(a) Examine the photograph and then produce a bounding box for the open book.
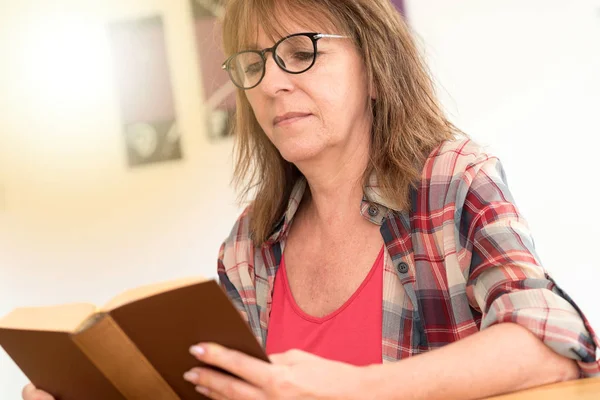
[0,277,267,400]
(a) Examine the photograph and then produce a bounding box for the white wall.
[407,0,600,331]
[0,0,599,397]
[0,0,242,396]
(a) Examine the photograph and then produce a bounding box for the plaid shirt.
[218,138,600,377]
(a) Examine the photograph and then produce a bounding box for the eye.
[291,51,314,62]
[245,62,263,76]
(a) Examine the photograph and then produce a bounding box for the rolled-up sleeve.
[463,156,600,377]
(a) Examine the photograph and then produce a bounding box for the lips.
[273,112,312,126]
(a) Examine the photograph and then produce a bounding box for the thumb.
[269,349,319,365]
[22,384,54,400]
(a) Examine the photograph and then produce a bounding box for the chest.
[282,224,384,318]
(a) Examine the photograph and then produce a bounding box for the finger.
[190,343,273,388]
[184,367,265,400]
[22,384,35,399]
[196,385,229,400]
[22,384,54,400]
[201,389,228,400]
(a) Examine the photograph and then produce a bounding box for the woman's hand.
[22,384,54,400]
[184,343,371,400]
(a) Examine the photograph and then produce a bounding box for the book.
[0,276,268,400]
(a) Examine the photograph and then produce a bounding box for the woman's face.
[244,20,373,165]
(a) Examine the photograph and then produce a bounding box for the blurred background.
[0,0,599,397]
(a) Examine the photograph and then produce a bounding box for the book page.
[0,303,96,333]
[101,276,208,312]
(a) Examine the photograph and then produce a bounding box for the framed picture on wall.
[190,0,236,141]
[392,0,406,16]
[108,15,183,168]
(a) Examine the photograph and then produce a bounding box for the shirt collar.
[266,172,402,243]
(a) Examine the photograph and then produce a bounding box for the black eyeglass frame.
[221,32,348,90]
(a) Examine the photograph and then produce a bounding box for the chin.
[267,125,330,164]
[276,143,325,164]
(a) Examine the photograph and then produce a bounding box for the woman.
[24,0,599,399]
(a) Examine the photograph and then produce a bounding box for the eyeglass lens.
[228,35,316,89]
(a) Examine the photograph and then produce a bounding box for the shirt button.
[397,262,409,274]
[367,204,379,217]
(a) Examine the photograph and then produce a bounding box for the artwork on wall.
[108,15,183,167]
[392,0,406,16]
[190,0,236,140]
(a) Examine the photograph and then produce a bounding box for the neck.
[295,135,371,229]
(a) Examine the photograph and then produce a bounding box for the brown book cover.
[0,277,268,399]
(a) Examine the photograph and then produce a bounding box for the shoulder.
[422,138,505,186]
[218,205,256,273]
[415,138,511,214]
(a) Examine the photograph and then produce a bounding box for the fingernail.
[183,371,199,382]
[190,345,205,357]
[196,386,210,395]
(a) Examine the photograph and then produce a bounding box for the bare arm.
[364,322,579,400]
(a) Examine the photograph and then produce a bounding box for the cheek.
[245,93,272,132]
[314,65,366,106]
[321,56,370,109]
[245,92,261,117]
[315,81,364,121]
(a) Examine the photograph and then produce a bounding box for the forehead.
[238,6,342,50]
[253,25,317,48]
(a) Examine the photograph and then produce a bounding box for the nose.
[257,52,295,96]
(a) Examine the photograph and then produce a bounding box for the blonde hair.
[222,0,460,245]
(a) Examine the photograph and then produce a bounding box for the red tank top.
[265,246,384,366]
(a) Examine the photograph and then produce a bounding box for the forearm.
[362,322,579,400]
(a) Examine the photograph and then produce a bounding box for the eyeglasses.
[221,32,348,90]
